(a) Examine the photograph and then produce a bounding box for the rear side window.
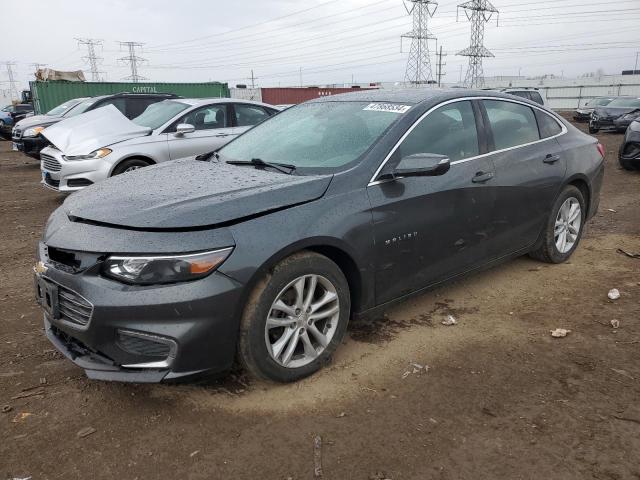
[398,100,479,162]
[535,110,563,139]
[234,104,271,127]
[483,100,540,150]
[529,91,544,105]
[509,91,530,100]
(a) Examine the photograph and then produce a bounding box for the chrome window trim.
[368,96,568,187]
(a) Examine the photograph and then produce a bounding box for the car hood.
[594,106,639,118]
[63,159,333,230]
[41,105,151,156]
[15,114,59,129]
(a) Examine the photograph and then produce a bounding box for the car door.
[230,103,275,137]
[480,99,566,258]
[366,100,497,304]
[167,104,234,160]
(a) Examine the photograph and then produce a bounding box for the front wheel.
[588,123,599,134]
[111,158,151,176]
[237,251,350,382]
[529,185,586,264]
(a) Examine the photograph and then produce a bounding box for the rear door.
[167,104,234,160]
[367,100,497,303]
[480,99,566,258]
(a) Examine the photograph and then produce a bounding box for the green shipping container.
[30,81,230,114]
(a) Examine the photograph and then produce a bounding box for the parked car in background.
[618,119,640,170]
[12,93,179,159]
[491,88,546,106]
[39,98,279,192]
[0,104,34,137]
[573,97,615,122]
[34,89,604,383]
[589,96,640,133]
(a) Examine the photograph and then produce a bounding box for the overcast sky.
[1,0,639,94]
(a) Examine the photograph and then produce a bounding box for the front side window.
[98,98,126,115]
[483,100,540,150]
[234,104,270,127]
[178,105,228,131]
[397,101,479,162]
[220,101,403,172]
[47,99,82,116]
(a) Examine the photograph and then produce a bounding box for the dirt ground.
[1,119,639,480]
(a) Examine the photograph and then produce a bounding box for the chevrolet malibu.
[35,89,604,383]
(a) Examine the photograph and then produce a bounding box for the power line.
[118,42,147,82]
[456,0,499,88]
[76,38,104,81]
[3,62,19,101]
[402,0,438,85]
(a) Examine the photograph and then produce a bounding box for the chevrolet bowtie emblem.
[34,261,48,274]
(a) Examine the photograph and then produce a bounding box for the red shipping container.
[261,87,376,105]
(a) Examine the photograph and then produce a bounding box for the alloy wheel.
[124,165,141,172]
[554,197,582,254]
[265,274,340,368]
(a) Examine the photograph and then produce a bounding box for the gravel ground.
[1,119,639,480]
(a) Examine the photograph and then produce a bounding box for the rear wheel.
[530,185,586,264]
[111,158,151,176]
[237,251,350,382]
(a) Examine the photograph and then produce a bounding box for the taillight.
[596,143,605,159]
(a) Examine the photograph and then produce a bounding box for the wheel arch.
[109,155,156,177]
[238,237,367,320]
[564,174,591,217]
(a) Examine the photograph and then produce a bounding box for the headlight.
[23,126,45,137]
[102,248,233,285]
[65,148,112,161]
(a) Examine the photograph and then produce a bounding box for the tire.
[237,251,350,382]
[111,158,151,176]
[529,185,586,264]
[588,124,599,134]
[619,158,637,171]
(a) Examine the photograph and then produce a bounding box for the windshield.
[65,98,99,117]
[592,98,613,107]
[47,99,79,116]
[132,100,191,129]
[220,101,406,172]
[607,97,640,108]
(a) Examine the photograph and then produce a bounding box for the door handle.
[544,154,561,164]
[472,171,494,183]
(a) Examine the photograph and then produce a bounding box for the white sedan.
[39,98,279,192]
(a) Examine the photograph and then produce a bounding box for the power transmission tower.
[436,46,447,87]
[118,41,147,82]
[76,38,104,81]
[401,0,438,86]
[4,62,19,101]
[456,0,498,88]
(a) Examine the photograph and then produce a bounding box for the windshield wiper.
[226,158,296,175]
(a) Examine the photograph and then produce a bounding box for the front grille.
[57,286,93,326]
[117,331,173,357]
[41,153,61,172]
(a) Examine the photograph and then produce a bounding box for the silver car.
[39,98,280,192]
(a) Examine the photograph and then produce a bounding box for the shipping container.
[30,81,230,114]
[260,87,375,105]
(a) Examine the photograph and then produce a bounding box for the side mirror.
[392,153,451,178]
[175,123,195,136]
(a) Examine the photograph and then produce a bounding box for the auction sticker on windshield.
[363,103,412,114]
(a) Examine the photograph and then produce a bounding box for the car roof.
[176,98,278,108]
[306,88,540,107]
